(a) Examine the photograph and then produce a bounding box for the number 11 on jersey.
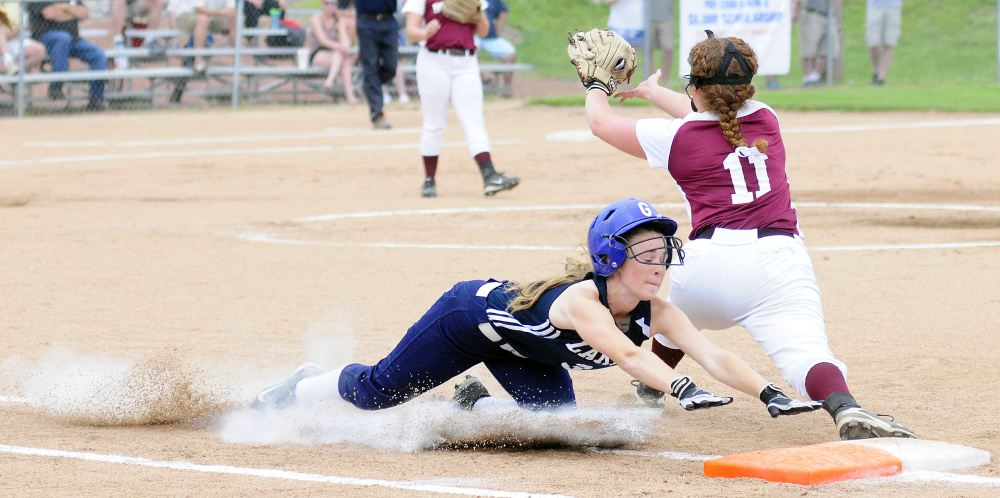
[723,151,771,205]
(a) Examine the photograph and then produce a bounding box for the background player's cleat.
[630,379,666,408]
[372,114,392,130]
[452,375,490,410]
[835,407,917,440]
[251,362,323,410]
[483,172,520,196]
[421,178,437,197]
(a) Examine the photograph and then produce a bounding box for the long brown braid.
[689,36,768,154]
[0,9,11,30]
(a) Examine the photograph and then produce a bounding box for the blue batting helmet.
[587,199,682,276]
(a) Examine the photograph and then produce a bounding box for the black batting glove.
[669,376,733,411]
[759,383,824,418]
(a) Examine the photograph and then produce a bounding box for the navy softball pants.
[338,280,576,410]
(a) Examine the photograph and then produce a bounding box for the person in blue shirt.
[252,198,822,421]
[476,0,516,93]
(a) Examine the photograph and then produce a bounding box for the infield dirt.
[2,97,999,497]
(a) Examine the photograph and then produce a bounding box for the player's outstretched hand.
[669,376,733,411]
[759,383,824,418]
[617,69,662,104]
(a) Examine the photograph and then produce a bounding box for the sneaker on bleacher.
[3,53,16,75]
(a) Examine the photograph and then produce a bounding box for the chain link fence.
[0,0,360,117]
[3,0,999,117]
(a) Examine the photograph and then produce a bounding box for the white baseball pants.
[660,228,847,397]
[415,48,491,157]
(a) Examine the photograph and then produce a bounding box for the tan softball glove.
[567,28,637,95]
[441,0,483,25]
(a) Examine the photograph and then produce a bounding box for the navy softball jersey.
[338,275,653,410]
[485,275,651,371]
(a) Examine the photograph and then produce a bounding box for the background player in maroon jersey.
[402,0,519,198]
[582,30,916,441]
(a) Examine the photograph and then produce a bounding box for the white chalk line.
[1,140,526,167]
[547,118,1000,142]
[293,203,620,222]
[20,127,424,147]
[0,444,570,497]
[9,116,999,167]
[240,231,1000,253]
[293,201,1000,223]
[887,470,1000,486]
[238,232,571,251]
[17,118,1000,149]
[259,201,1000,253]
[1,392,996,490]
[783,117,1000,134]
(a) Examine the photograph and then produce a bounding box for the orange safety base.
[704,442,903,485]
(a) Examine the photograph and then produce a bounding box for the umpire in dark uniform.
[353,0,398,129]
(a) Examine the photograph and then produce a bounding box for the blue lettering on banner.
[722,11,782,24]
[719,0,769,6]
[689,13,720,24]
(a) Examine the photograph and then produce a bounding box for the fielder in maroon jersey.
[583,30,916,441]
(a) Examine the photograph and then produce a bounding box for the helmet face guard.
[588,199,685,277]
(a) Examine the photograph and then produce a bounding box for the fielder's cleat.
[421,177,437,198]
[835,407,918,440]
[251,362,323,410]
[483,172,520,196]
[630,379,666,408]
[452,375,490,410]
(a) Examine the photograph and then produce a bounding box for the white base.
[845,438,991,472]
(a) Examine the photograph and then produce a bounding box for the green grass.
[529,84,1000,113]
[505,0,1000,111]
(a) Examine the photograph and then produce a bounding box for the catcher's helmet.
[587,199,683,276]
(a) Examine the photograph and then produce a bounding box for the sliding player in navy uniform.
[253,198,821,419]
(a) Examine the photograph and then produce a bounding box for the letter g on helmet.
[587,198,680,276]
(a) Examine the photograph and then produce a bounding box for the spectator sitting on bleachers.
[476,0,516,93]
[308,0,358,103]
[168,0,236,74]
[1,2,47,75]
[109,0,167,69]
[244,0,285,28]
[26,0,107,111]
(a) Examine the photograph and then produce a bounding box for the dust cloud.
[0,314,657,451]
[220,398,657,452]
[0,345,237,426]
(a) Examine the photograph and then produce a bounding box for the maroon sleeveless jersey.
[422,0,476,51]
[636,101,799,239]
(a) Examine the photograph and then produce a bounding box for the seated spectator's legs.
[313,49,341,86]
[177,12,217,69]
[479,36,516,89]
[138,0,166,33]
[244,0,282,28]
[69,38,107,103]
[39,30,73,94]
[221,9,237,45]
[19,39,47,71]
[193,14,212,68]
[111,0,127,38]
[0,26,16,73]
